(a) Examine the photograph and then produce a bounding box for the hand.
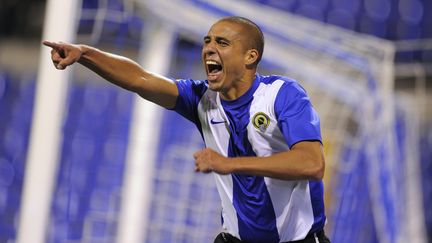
[42,41,83,70]
[193,148,231,175]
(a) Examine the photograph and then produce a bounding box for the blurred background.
[0,0,431,242]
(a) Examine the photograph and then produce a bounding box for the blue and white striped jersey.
[173,74,326,242]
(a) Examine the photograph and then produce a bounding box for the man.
[44,16,330,243]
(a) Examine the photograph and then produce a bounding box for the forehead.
[206,21,244,39]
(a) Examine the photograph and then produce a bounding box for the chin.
[207,83,221,91]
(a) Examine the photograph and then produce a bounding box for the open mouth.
[206,60,223,80]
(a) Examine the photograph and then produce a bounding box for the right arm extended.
[43,41,179,109]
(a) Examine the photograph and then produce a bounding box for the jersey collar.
[220,74,261,109]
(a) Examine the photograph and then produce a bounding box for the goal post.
[17,1,81,243]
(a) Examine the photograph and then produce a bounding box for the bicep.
[291,141,324,161]
[291,141,325,179]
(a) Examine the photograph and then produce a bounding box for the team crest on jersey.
[252,112,270,131]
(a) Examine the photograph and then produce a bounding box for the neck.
[220,71,256,101]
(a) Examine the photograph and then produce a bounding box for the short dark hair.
[218,16,265,65]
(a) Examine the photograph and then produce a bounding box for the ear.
[244,49,259,66]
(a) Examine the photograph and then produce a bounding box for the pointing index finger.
[42,41,62,51]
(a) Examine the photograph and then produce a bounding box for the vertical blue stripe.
[231,173,279,243]
[308,181,326,234]
[222,77,279,242]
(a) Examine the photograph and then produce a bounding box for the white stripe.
[198,90,240,239]
[247,80,315,241]
[314,233,319,243]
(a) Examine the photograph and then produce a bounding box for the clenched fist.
[193,148,232,175]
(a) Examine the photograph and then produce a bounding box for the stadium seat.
[82,0,98,9]
[364,0,392,22]
[82,85,112,116]
[0,158,15,187]
[88,217,109,238]
[47,80,131,242]
[102,138,128,166]
[0,186,7,214]
[359,14,388,38]
[2,125,26,159]
[89,188,112,212]
[326,8,356,30]
[399,0,424,25]
[331,0,361,14]
[295,4,326,21]
[262,0,298,11]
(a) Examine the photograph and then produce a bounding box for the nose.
[202,42,217,56]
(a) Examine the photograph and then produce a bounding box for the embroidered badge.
[252,112,270,131]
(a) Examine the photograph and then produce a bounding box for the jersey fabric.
[172,74,326,243]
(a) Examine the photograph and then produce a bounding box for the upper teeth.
[206,60,218,65]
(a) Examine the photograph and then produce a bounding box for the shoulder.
[175,78,209,98]
[175,78,208,89]
[262,75,312,117]
[258,74,307,98]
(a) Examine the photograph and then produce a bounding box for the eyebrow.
[203,35,231,43]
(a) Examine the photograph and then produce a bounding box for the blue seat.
[0,158,15,187]
[78,0,99,34]
[1,125,27,159]
[363,0,391,22]
[81,84,112,116]
[327,8,356,30]
[301,0,328,10]
[88,218,109,238]
[82,0,99,9]
[127,14,144,40]
[264,0,298,11]
[295,4,326,21]
[101,138,128,166]
[107,0,124,11]
[331,0,360,14]
[89,188,112,212]
[95,165,124,188]
[106,89,133,123]
[359,14,388,38]
[65,135,96,163]
[0,186,7,214]
[398,0,424,25]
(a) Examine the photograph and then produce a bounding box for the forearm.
[230,142,325,180]
[78,45,148,92]
[77,45,178,108]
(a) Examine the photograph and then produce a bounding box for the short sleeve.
[172,79,208,124]
[274,81,322,148]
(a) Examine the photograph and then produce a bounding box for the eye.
[203,37,211,44]
[217,40,229,46]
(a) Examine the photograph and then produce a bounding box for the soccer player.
[43,16,330,243]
